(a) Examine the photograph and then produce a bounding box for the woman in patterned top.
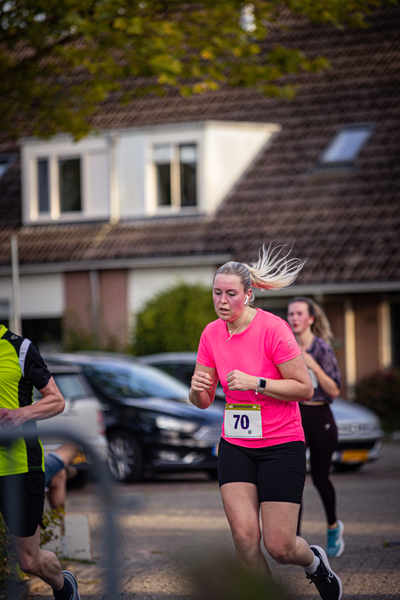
[287,297,344,558]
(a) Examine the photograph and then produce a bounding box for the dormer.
[20,120,280,225]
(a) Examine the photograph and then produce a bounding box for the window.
[37,157,82,214]
[37,159,49,213]
[59,158,81,212]
[21,134,110,224]
[321,125,374,164]
[21,317,62,350]
[153,143,197,210]
[180,145,197,207]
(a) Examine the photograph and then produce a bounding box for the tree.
[0,0,389,140]
[354,368,400,432]
[131,282,216,355]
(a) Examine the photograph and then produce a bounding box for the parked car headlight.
[155,416,198,433]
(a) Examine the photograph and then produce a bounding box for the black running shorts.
[0,471,45,537]
[218,438,306,504]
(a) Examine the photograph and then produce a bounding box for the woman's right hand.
[191,370,213,393]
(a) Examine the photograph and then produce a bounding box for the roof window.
[320,125,374,164]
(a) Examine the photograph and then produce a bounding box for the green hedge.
[130,282,216,356]
[354,368,400,432]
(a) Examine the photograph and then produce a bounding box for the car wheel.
[107,431,143,483]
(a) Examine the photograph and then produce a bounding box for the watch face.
[259,378,267,389]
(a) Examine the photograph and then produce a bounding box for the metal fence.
[0,426,135,598]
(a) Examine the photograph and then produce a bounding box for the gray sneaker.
[306,545,343,600]
[61,570,81,600]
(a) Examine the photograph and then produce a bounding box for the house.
[0,5,399,399]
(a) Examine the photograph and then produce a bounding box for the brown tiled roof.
[0,6,399,286]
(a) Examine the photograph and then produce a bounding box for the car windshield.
[154,363,194,388]
[33,373,91,401]
[52,373,92,401]
[82,361,190,400]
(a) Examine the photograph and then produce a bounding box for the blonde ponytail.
[245,243,306,291]
[214,243,306,303]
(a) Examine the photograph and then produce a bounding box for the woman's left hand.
[226,370,256,391]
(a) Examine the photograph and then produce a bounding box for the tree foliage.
[131,281,216,356]
[0,0,389,139]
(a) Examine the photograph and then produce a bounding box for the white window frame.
[21,135,110,224]
[34,154,83,220]
[153,143,198,211]
[145,128,203,216]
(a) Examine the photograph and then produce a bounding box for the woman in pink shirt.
[189,244,343,600]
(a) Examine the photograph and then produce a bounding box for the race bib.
[224,404,262,438]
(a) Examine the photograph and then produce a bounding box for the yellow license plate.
[340,449,369,463]
[72,452,87,465]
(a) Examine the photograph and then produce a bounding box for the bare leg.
[261,501,314,567]
[47,468,68,509]
[46,442,79,509]
[53,442,80,466]
[220,481,272,576]
[11,525,64,591]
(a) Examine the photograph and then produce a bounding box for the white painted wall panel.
[204,122,281,213]
[128,266,215,318]
[118,134,146,216]
[0,273,64,318]
[87,151,110,217]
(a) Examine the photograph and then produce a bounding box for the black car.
[138,351,384,471]
[46,352,223,483]
[138,352,226,402]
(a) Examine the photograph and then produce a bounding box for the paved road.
[26,441,400,599]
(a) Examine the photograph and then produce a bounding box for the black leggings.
[298,403,338,533]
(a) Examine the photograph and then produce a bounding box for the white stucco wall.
[117,134,146,217]
[0,273,64,319]
[128,265,215,319]
[203,121,280,212]
[116,120,280,217]
[21,120,280,224]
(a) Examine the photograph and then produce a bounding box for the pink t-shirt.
[197,309,305,448]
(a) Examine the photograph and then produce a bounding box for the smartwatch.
[255,377,267,395]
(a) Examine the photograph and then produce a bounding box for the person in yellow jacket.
[0,323,81,600]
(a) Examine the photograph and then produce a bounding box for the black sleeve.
[24,343,52,391]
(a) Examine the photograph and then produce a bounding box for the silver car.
[35,361,109,484]
[139,351,384,471]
